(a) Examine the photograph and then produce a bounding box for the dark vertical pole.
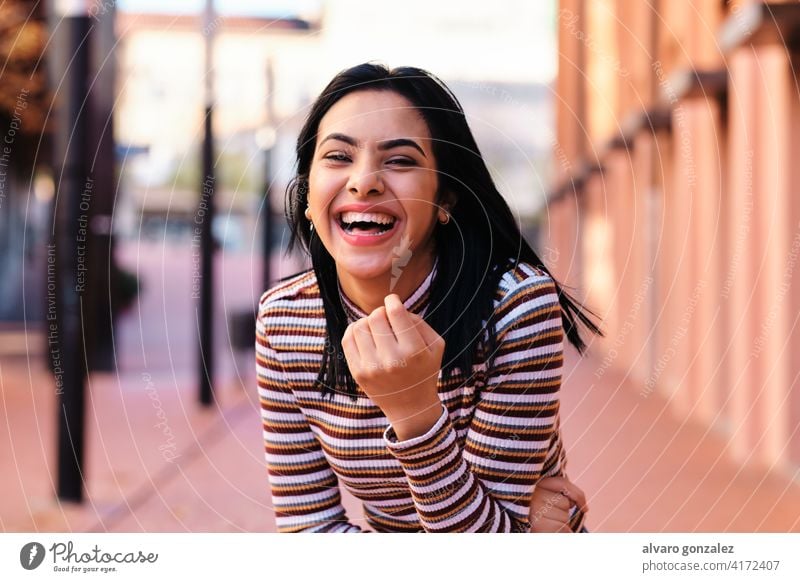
[262,58,275,292]
[51,2,92,502]
[198,0,216,406]
[86,0,117,372]
[262,148,272,292]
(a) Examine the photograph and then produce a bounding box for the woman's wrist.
[387,398,444,441]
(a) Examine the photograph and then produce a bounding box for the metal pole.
[198,0,216,406]
[262,58,275,292]
[86,0,117,372]
[51,0,92,502]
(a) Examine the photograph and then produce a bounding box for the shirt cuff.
[383,404,449,452]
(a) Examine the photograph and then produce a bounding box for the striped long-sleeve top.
[256,261,585,533]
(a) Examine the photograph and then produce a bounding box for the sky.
[117,0,323,17]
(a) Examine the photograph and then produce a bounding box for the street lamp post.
[198,0,217,406]
[50,0,92,502]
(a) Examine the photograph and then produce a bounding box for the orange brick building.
[545,0,800,475]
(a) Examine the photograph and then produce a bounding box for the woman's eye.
[324,152,350,162]
[386,158,415,167]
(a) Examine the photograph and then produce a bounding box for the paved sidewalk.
[1,241,798,532]
[560,355,800,532]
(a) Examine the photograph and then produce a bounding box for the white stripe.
[264,450,327,465]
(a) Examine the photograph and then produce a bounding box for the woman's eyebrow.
[377,138,426,158]
[318,132,357,148]
[318,133,426,158]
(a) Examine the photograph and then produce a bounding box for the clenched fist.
[529,476,588,533]
[341,294,445,440]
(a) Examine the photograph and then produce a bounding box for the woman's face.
[307,89,442,290]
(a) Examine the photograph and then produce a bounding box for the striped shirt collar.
[338,261,437,322]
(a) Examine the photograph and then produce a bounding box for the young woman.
[256,63,601,533]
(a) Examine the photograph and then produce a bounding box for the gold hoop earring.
[438,211,450,225]
[304,207,314,232]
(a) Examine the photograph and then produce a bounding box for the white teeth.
[339,211,395,225]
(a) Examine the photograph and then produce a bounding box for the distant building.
[113,1,560,236]
[114,12,323,235]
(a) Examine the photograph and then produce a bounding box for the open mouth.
[337,211,397,236]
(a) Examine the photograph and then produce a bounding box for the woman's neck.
[337,254,435,315]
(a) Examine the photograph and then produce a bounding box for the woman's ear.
[437,191,457,225]
[439,190,457,213]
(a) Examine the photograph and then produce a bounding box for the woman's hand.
[341,294,445,441]
[529,476,588,533]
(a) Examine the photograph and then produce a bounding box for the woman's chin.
[331,251,392,281]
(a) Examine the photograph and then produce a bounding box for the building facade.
[545,0,800,475]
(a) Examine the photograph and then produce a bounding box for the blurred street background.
[1,0,799,532]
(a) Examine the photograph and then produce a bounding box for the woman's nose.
[346,159,384,197]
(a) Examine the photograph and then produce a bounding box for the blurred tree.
[0,1,51,322]
[0,0,50,172]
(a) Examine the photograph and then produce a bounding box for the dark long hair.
[285,63,602,399]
